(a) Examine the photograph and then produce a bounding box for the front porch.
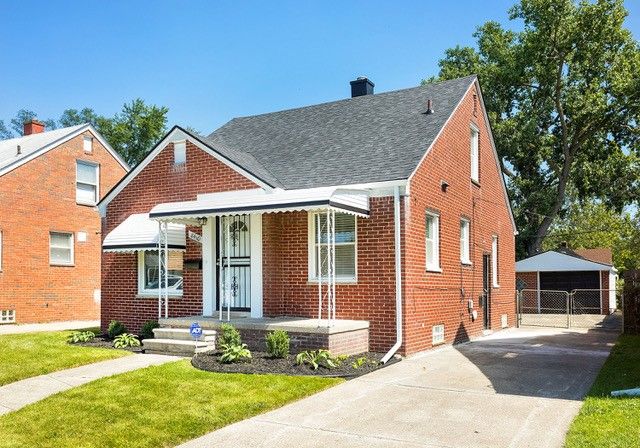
[160,315,370,355]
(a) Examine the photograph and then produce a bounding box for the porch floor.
[160,315,369,335]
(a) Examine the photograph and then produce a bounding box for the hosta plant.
[67,331,95,343]
[219,343,252,364]
[295,350,337,371]
[113,333,141,349]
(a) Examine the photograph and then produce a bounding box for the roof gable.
[516,250,614,272]
[0,124,128,176]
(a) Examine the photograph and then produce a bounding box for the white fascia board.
[86,124,129,171]
[516,251,614,272]
[97,126,275,216]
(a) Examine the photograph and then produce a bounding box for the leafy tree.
[543,201,640,272]
[424,0,640,257]
[98,99,168,166]
[0,121,11,139]
[58,108,103,128]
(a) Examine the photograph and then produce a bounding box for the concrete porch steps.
[142,328,217,356]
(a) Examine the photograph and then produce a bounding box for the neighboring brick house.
[516,245,618,314]
[99,75,516,356]
[0,120,128,324]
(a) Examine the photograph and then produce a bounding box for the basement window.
[0,310,15,324]
[432,324,445,345]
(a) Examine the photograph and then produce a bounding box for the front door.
[217,215,251,311]
[482,254,491,329]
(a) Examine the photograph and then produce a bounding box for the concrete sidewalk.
[178,327,617,448]
[0,320,100,335]
[0,353,180,415]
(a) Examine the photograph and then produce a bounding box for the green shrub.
[265,330,290,358]
[140,320,159,340]
[113,333,140,349]
[219,343,251,364]
[351,356,367,369]
[67,331,95,343]
[295,349,337,370]
[218,323,241,347]
[107,320,127,339]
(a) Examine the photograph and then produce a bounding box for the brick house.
[99,75,516,357]
[0,120,128,324]
[516,245,618,314]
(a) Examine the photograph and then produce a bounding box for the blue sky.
[1,1,638,135]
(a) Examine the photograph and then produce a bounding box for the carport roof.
[516,249,616,273]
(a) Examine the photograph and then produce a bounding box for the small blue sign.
[189,322,202,340]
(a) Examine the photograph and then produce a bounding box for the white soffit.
[103,213,186,253]
[148,186,370,222]
[516,250,614,272]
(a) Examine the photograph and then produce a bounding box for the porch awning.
[102,213,186,253]
[148,187,370,222]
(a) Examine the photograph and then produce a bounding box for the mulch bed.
[191,351,399,379]
[69,335,144,353]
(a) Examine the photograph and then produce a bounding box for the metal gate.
[517,288,622,331]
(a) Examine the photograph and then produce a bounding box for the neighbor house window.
[83,136,93,153]
[138,250,184,295]
[308,212,357,282]
[0,310,15,323]
[470,125,479,183]
[76,160,99,205]
[492,235,499,287]
[460,219,471,264]
[174,141,186,165]
[50,232,74,265]
[425,211,440,271]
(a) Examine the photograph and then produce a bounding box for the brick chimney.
[23,119,45,136]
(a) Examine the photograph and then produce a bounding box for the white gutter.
[381,185,403,363]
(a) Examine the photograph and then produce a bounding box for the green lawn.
[0,330,130,386]
[0,360,340,448]
[565,334,640,447]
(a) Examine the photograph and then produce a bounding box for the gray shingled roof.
[205,75,476,189]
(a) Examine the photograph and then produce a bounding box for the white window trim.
[432,324,445,345]
[470,124,480,184]
[0,309,15,324]
[76,160,100,206]
[307,212,358,283]
[425,211,441,272]
[83,136,93,153]
[173,140,187,166]
[0,230,3,272]
[492,235,499,288]
[137,251,183,297]
[460,219,471,265]
[50,231,74,266]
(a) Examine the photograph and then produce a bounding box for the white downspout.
[381,186,403,364]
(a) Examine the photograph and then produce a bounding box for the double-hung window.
[460,219,471,264]
[76,161,99,205]
[50,232,74,265]
[470,125,479,183]
[492,235,499,287]
[425,211,440,271]
[138,250,184,295]
[309,212,357,282]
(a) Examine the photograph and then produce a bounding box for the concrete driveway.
[180,327,617,448]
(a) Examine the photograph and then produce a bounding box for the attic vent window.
[83,136,93,153]
[174,141,186,166]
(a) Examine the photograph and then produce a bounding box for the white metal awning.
[102,213,186,253]
[148,187,370,222]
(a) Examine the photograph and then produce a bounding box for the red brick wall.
[261,197,399,352]
[0,131,127,323]
[101,141,258,333]
[403,83,516,354]
[516,272,538,290]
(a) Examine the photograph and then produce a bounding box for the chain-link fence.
[517,289,622,331]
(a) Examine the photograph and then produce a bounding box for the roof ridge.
[0,123,86,144]
[210,75,477,127]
